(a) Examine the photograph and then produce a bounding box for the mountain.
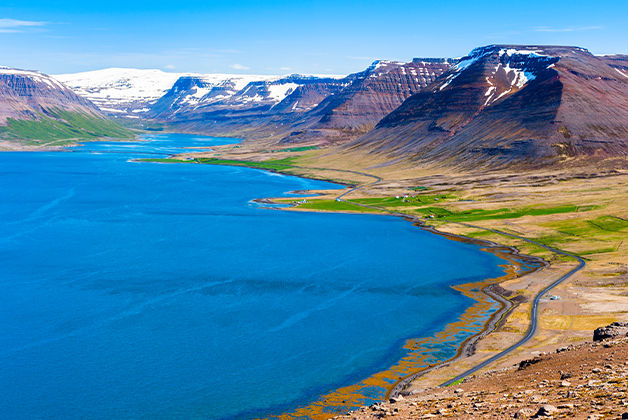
[0,67,133,148]
[54,68,200,117]
[55,68,321,118]
[306,59,454,133]
[346,45,628,168]
[148,73,338,119]
[147,59,453,143]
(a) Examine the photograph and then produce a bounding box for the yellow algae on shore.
[265,242,541,420]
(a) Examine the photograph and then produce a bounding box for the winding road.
[328,171,586,389]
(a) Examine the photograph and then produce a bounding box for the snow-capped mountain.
[150,74,345,119]
[53,68,200,116]
[55,68,344,118]
[309,58,454,132]
[349,45,628,168]
[146,58,454,144]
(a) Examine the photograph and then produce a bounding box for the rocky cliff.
[346,45,628,168]
[309,59,454,133]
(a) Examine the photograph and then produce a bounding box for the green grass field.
[196,157,298,171]
[413,204,585,222]
[0,108,134,145]
[294,199,381,212]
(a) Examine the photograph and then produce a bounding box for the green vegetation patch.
[295,199,382,213]
[445,379,464,387]
[533,215,628,255]
[414,204,583,222]
[275,146,319,153]
[0,108,134,145]
[195,157,298,171]
[587,216,628,232]
[348,194,454,209]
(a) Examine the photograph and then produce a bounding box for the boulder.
[535,404,558,417]
[514,407,535,418]
[593,322,628,341]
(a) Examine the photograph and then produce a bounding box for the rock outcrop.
[333,333,628,420]
[593,322,628,341]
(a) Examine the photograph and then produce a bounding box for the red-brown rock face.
[0,67,101,125]
[311,59,453,132]
[149,60,453,142]
[348,45,628,168]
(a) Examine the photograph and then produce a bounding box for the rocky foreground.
[334,325,628,419]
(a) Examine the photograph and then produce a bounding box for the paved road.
[329,174,587,389]
[439,225,585,387]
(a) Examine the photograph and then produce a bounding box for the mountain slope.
[308,59,454,133]
[54,68,199,116]
[146,59,453,144]
[0,67,133,148]
[346,45,628,168]
[149,74,336,119]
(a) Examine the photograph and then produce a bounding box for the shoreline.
[387,221,548,398]
[147,152,561,419]
[256,196,549,420]
[29,140,569,418]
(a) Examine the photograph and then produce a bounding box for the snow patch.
[267,83,300,102]
[438,47,494,91]
[0,67,69,90]
[615,68,628,78]
[499,48,548,57]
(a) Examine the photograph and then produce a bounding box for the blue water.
[0,134,505,420]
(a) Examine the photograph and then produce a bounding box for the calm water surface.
[0,134,505,420]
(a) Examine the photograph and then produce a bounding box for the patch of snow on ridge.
[615,68,628,78]
[0,67,68,90]
[54,68,281,109]
[503,63,535,89]
[438,47,493,91]
[499,48,548,57]
[366,60,405,78]
[55,68,194,105]
[267,83,300,102]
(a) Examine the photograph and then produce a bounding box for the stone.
[535,404,558,417]
[514,407,535,418]
[593,322,628,341]
[454,388,464,394]
[560,380,571,387]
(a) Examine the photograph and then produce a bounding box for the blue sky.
[1,0,626,75]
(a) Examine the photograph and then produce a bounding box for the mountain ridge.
[345,45,628,169]
[0,66,134,148]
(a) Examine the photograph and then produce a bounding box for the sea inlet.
[0,134,507,420]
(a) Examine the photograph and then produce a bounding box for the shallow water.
[0,134,505,420]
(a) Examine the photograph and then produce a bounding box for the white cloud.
[164,64,176,69]
[280,67,291,70]
[533,26,602,33]
[229,63,250,70]
[0,18,46,33]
